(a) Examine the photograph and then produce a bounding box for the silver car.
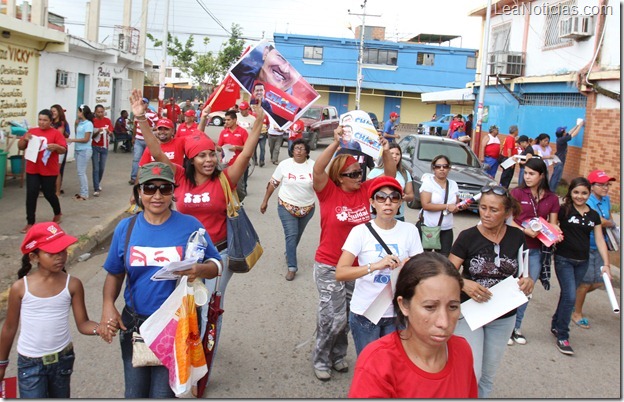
[398,134,496,211]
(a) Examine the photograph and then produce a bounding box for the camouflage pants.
[312,261,354,371]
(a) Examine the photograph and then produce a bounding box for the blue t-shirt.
[383,120,396,142]
[104,211,221,316]
[587,193,611,250]
[75,120,94,151]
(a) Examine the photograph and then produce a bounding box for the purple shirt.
[511,187,561,249]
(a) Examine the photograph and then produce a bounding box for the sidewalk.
[0,149,136,318]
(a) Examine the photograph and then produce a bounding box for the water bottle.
[185,228,207,262]
[456,192,482,210]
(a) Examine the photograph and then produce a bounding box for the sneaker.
[128,179,135,185]
[556,339,574,355]
[507,337,514,346]
[99,186,103,191]
[314,368,331,381]
[511,329,527,345]
[333,360,348,372]
[93,191,100,197]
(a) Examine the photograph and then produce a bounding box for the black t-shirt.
[521,145,535,157]
[451,225,527,319]
[556,206,601,260]
[555,134,572,164]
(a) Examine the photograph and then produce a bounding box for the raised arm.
[198,103,211,132]
[226,104,264,184]
[313,126,342,192]
[568,120,584,139]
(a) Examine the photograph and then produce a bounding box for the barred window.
[543,0,576,48]
[522,93,586,107]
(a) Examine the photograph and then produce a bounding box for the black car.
[368,112,381,132]
[398,134,496,211]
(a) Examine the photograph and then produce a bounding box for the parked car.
[416,113,455,136]
[368,112,381,132]
[290,105,339,150]
[208,111,226,126]
[398,134,496,210]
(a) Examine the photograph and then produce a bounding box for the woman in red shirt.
[17,109,67,233]
[481,125,501,178]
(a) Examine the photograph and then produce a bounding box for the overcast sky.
[48,0,485,64]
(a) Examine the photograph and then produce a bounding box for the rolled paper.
[602,272,620,313]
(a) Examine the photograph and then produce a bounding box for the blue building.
[273,30,477,124]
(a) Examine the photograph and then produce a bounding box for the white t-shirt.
[342,220,423,318]
[419,173,459,230]
[237,113,256,131]
[367,168,412,219]
[272,158,316,207]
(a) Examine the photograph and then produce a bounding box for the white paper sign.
[461,276,528,331]
[24,135,46,162]
[221,144,236,164]
[150,258,198,281]
[362,266,402,325]
[500,156,517,170]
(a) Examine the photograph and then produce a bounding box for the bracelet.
[367,263,372,275]
[93,323,100,335]
[0,359,9,367]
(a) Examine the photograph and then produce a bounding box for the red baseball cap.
[588,170,616,184]
[184,131,216,159]
[156,119,174,129]
[239,101,250,110]
[390,112,399,118]
[21,222,78,254]
[184,110,196,117]
[368,176,403,199]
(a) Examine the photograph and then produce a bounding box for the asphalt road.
[1,133,620,398]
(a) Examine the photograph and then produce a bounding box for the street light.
[349,1,379,110]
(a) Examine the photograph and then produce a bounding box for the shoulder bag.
[365,222,393,255]
[419,180,449,251]
[219,172,264,273]
[123,215,163,367]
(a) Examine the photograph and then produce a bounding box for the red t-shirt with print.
[314,179,375,265]
[174,166,234,244]
[218,126,248,166]
[25,127,67,176]
[176,122,198,138]
[92,117,114,147]
[139,137,186,167]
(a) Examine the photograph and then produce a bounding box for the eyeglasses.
[140,183,175,196]
[293,146,306,152]
[340,170,363,179]
[481,185,509,197]
[373,190,402,204]
[494,243,501,268]
[433,164,450,170]
[593,182,612,188]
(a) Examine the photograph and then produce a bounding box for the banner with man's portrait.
[339,110,383,163]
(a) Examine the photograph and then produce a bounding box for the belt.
[214,240,227,252]
[21,343,74,365]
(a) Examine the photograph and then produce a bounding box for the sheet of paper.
[150,258,197,281]
[221,144,235,164]
[362,267,402,325]
[461,276,528,331]
[24,135,43,162]
[500,156,517,170]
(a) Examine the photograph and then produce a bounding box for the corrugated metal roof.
[305,77,457,94]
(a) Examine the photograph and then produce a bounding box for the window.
[466,56,477,69]
[304,46,323,60]
[543,0,576,48]
[175,72,182,78]
[363,48,398,66]
[417,141,479,167]
[490,23,511,53]
[417,52,435,66]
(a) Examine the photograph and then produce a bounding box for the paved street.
[0,126,620,398]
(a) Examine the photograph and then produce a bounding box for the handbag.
[418,180,449,251]
[124,215,163,367]
[219,173,264,273]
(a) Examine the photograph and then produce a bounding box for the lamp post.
[473,0,493,158]
[349,1,379,110]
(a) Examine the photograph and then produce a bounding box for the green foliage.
[216,24,245,72]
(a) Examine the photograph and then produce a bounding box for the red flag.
[203,75,240,112]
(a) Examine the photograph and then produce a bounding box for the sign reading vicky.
[229,40,320,129]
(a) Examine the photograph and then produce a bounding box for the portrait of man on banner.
[229,40,320,129]
[339,110,383,163]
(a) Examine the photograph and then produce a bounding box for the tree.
[216,24,245,73]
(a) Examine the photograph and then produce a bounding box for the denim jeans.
[484,156,500,178]
[199,247,233,387]
[18,348,75,398]
[514,248,542,330]
[349,312,396,356]
[549,162,563,192]
[254,136,267,164]
[91,146,108,191]
[75,148,92,198]
[130,139,146,180]
[455,314,515,398]
[120,307,174,398]
[277,204,315,272]
[552,255,589,341]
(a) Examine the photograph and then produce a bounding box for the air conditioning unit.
[488,51,524,77]
[559,15,593,39]
[117,33,129,52]
[56,70,69,88]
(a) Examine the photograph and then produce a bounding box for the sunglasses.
[433,164,450,170]
[340,170,363,179]
[373,190,402,204]
[481,185,508,197]
[140,183,175,196]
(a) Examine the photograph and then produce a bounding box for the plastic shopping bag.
[139,276,208,397]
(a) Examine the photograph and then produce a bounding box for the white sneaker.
[507,337,514,346]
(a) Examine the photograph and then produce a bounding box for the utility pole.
[158,0,171,117]
[473,0,493,159]
[349,1,380,110]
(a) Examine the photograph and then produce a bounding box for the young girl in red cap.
[0,222,102,398]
